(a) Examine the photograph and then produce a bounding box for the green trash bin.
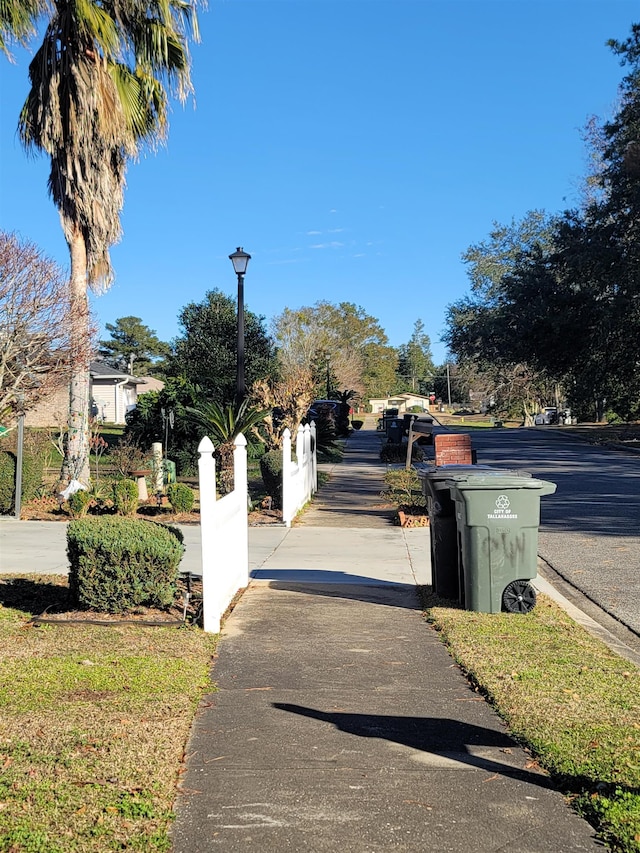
[446,473,556,614]
[418,466,528,601]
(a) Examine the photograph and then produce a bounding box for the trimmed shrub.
[113,478,139,516]
[67,517,184,613]
[0,451,16,514]
[0,440,47,514]
[68,488,92,518]
[259,449,284,509]
[167,482,194,513]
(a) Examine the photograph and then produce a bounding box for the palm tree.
[3,0,199,483]
[0,0,45,57]
[186,400,269,495]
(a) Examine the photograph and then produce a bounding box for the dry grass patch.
[422,590,640,852]
[0,574,217,852]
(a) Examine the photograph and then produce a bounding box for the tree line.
[96,296,438,473]
[445,26,640,424]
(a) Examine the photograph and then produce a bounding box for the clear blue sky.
[0,0,637,364]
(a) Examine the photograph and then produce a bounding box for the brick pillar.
[434,433,474,466]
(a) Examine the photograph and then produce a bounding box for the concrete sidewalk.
[171,424,600,852]
[172,581,599,852]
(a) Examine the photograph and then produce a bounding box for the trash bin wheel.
[502,580,537,614]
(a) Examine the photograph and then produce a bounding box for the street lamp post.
[229,247,251,403]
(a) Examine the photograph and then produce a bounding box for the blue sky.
[0,0,637,365]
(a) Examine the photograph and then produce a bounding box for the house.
[24,362,164,427]
[90,361,147,424]
[368,392,432,414]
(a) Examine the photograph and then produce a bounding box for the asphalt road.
[450,426,640,638]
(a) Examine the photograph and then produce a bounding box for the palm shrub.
[330,389,357,436]
[67,517,184,612]
[311,416,340,460]
[186,399,268,495]
[167,482,194,513]
[113,478,138,516]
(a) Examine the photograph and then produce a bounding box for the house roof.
[90,361,144,384]
[370,392,431,401]
[137,376,165,393]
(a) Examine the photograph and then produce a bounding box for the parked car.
[306,400,340,422]
[534,407,558,425]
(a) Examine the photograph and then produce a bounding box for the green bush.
[259,449,284,509]
[172,447,198,477]
[379,442,424,463]
[0,434,47,514]
[0,451,16,514]
[113,478,139,516]
[67,488,91,518]
[381,467,427,509]
[67,517,185,613]
[167,482,195,513]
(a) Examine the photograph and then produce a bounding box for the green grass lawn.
[422,590,640,853]
[0,575,217,852]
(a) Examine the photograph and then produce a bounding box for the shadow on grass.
[0,575,71,617]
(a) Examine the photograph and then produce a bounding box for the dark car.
[307,400,340,421]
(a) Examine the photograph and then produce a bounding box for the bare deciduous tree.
[0,231,74,421]
[252,370,316,450]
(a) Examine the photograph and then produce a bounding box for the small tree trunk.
[522,398,534,427]
[216,442,235,496]
[61,229,91,485]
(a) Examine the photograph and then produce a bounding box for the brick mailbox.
[434,433,475,466]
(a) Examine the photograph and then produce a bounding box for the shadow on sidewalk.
[250,577,424,609]
[273,703,555,788]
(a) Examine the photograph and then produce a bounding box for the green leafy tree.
[6,0,200,484]
[169,290,276,405]
[396,319,435,393]
[444,28,640,423]
[99,316,170,376]
[444,211,564,422]
[124,377,201,475]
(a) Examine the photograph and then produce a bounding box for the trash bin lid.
[445,473,556,494]
[417,465,527,483]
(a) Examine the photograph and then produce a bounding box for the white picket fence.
[197,434,249,633]
[282,422,317,527]
[196,423,317,631]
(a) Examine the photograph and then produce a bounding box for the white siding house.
[89,362,155,424]
[368,393,432,414]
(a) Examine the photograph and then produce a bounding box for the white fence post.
[310,420,318,493]
[303,423,312,499]
[233,433,249,589]
[282,428,293,527]
[198,433,249,634]
[198,436,218,633]
[281,422,317,526]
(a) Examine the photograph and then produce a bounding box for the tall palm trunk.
[62,227,91,484]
